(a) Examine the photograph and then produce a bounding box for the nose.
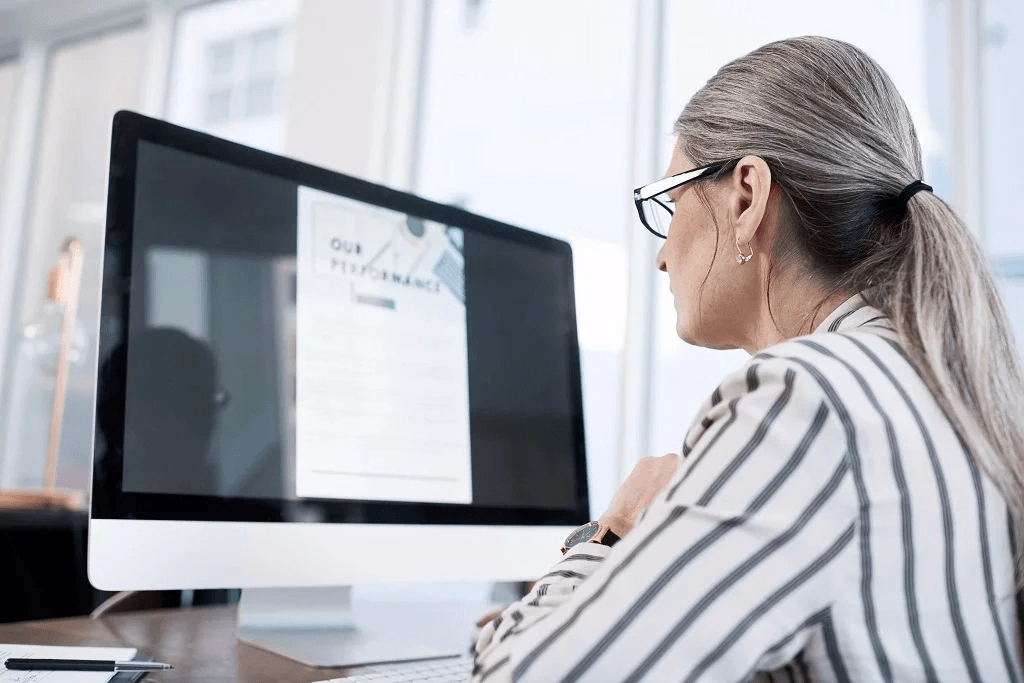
[655,242,668,272]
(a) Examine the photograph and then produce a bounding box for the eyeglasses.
[633,161,732,238]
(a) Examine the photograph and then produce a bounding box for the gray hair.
[675,36,1024,580]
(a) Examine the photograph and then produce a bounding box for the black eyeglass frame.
[633,160,734,238]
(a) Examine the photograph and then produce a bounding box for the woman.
[471,36,1024,682]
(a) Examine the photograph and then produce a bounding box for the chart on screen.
[294,186,472,504]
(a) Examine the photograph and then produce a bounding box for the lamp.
[0,238,88,510]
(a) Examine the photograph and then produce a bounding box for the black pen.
[4,658,173,672]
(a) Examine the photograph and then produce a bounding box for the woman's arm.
[472,355,857,682]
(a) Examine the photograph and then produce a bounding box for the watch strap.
[595,528,620,548]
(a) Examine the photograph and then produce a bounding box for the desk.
[0,605,463,682]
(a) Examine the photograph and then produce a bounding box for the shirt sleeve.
[471,355,858,682]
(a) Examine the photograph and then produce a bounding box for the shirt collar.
[814,293,888,334]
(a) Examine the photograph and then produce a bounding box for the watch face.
[563,521,600,549]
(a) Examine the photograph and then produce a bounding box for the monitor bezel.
[91,110,590,527]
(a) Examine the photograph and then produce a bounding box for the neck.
[741,278,852,354]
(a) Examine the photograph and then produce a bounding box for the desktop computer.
[88,111,590,669]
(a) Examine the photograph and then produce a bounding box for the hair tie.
[897,180,932,208]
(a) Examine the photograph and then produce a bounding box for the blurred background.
[0,0,1019,615]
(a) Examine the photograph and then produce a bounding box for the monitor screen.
[92,112,588,527]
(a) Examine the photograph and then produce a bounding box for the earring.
[735,241,753,264]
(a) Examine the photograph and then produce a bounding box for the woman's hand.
[599,453,681,539]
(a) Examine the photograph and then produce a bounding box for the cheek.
[665,214,718,302]
[663,209,725,339]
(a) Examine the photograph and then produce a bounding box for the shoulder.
[719,331,882,406]
[757,327,910,400]
[681,329,905,456]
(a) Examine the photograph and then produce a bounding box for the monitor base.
[238,625,460,669]
[236,586,479,669]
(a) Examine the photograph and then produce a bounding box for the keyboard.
[317,655,473,682]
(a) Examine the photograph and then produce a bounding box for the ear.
[725,155,773,248]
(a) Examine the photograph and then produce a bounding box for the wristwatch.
[561,521,620,554]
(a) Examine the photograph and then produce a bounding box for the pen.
[4,658,173,672]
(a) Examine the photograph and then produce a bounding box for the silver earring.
[735,242,753,264]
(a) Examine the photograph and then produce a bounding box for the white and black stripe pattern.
[471,295,1024,682]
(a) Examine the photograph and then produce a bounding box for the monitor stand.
[236,586,478,668]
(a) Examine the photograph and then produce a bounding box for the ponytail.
[872,193,1024,573]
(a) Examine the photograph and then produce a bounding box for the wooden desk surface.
[0,605,363,682]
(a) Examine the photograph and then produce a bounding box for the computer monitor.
[88,111,589,666]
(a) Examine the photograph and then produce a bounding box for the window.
[1,28,147,490]
[981,0,1023,259]
[648,0,952,456]
[415,0,635,516]
[981,0,1024,351]
[0,60,16,186]
[167,0,297,153]
[0,0,997,529]
[203,28,284,125]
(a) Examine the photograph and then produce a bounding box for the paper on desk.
[0,644,137,683]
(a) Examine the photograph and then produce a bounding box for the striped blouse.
[472,295,1024,682]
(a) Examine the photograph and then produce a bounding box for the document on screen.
[294,186,472,504]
